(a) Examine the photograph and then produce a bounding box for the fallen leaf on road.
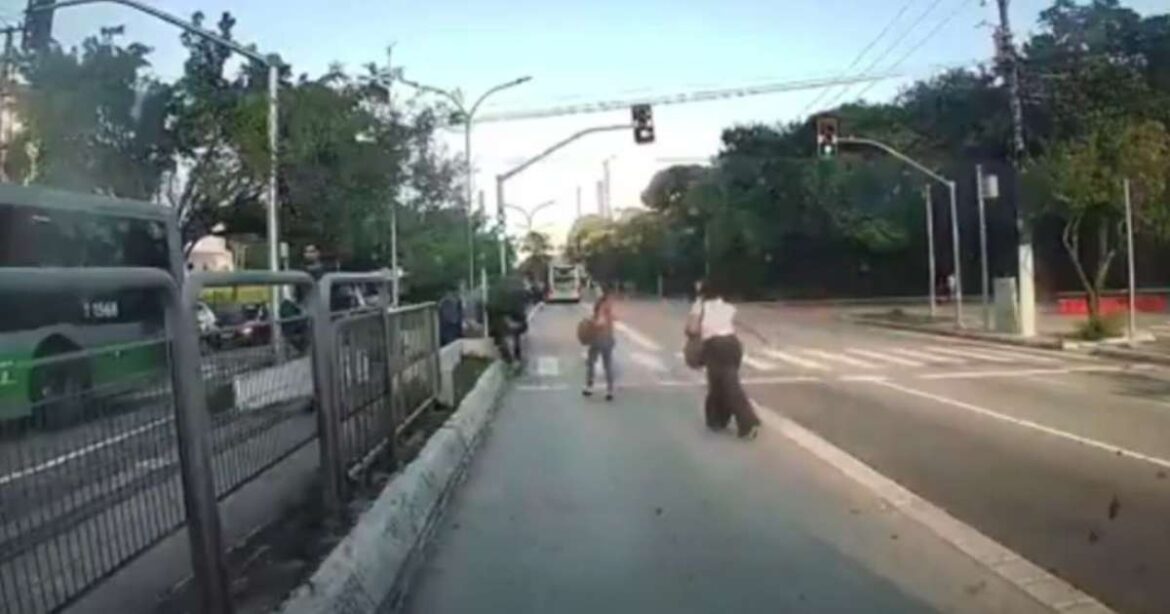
[965,581,987,596]
[655,507,663,516]
[1157,470,1166,479]
[1088,529,1100,544]
[1108,495,1121,520]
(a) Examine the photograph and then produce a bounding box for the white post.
[1124,178,1136,343]
[976,164,990,330]
[496,176,507,275]
[390,200,399,307]
[267,62,283,354]
[465,119,475,290]
[925,185,937,318]
[603,158,612,218]
[948,180,963,328]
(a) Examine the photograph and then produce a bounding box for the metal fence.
[0,269,442,613]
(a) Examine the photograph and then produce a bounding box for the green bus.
[0,184,183,424]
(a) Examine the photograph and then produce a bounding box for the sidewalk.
[399,306,1055,614]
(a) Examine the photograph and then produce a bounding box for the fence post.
[174,280,232,613]
[430,305,442,400]
[378,280,398,468]
[311,278,344,513]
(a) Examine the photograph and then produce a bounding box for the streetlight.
[396,74,533,288]
[504,199,557,234]
[31,0,284,280]
[355,133,400,306]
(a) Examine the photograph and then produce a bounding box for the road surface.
[403,301,1115,614]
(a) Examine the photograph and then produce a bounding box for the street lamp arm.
[500,123,630,182]
[469,75,533,117]
[503,205,533,229]
[838,136,950,187]
[33,0,272,64]
[396,75,463,110]
[529,200,557,224]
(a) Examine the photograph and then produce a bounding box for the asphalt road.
[403,302,1076,614]
[592,298,1170,614]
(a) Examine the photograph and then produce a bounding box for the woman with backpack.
[582,286,617,401]
[687,277,760,440]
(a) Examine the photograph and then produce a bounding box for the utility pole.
[596,180,604,216]
[575,185,582,220]
[0,24,16,181]
[1124,179,1136,343]
[924,185,937,318]
[995,0,1035,337]
[602,156,614,218]
[976,164,990,330]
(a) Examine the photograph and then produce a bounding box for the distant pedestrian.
[583,286,616,401]
[438,289,463,347]
[689,276,759,440]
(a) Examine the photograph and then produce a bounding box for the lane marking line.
[0,416,172,486]
[740,376,822,385]
[801,348,880,369]
[535,356,560,377]
[630,351,669,373]
[761,348,829,370]
[846,348,923,367]
[752,400,1115,614]
[614,321,663,352]
[918,365,1125,381]
[515,383,569,392]
[888,348,965,364]
[741,353,779,372]
[954,346,1063,365]
[872,379,1170,471]
[838,374,890,383]
[925,345,1016,363]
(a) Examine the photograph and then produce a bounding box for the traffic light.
[815,115,839,159]
[23,0,55,52]
[631,104,655,145]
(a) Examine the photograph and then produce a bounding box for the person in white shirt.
[688,277,760,440]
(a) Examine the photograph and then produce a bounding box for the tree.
[1027,117,1170,317]
[9,28,175,199]
[517,230,552,282]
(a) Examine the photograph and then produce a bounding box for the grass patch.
[1073,314,1124,341]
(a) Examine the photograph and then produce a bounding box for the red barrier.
[1057,294,1167,315]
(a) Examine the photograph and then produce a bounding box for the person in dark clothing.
[688,277,760,440]
[438,290,464,347]
[487,275,529,365]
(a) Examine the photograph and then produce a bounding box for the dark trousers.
[586,335,615,391]
[703,335,760,435]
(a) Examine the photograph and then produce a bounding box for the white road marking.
[630,351,669,373]
[838,374,890,383]
[535,356,560,377]
[516,383,569,392]
[925,345,1016,363]
[955,346,1063,364]
[740,376,822,385]
[761,348,829,370]
[888,348,965,364]
[741,353,779,372]
[614,321,663,352]
[752,400,1115,614]
[917,365,1125,380]
[873,379,1170,471]
[801,349,880,369]
[0,417,172,487]
[846,348,923,367]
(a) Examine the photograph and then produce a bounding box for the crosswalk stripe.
[888,348,965,364]
[958,346,1062,364]
[614,322,662,352]
[742,353,779,372]
[761,348,829,370]
[846,348,924,367]
[801,349,880,369]
[630,351,669,373]
[926,345,1016,363]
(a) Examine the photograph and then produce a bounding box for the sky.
[5,0,1166,244]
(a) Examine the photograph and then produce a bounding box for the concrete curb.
[1090,346,1170,367]
[850,316,1065,350]
[278,361,508,614]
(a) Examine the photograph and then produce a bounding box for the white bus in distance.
[546,263,583,303]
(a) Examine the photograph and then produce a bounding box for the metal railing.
[0,268,443,613]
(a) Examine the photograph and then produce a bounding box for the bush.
[1074,315,1124,341]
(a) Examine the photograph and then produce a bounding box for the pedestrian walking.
[688,277,760,440]
[583,286,616,401]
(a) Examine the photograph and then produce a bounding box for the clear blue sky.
[12,0,1166,240]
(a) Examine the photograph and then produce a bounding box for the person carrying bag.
[687,277,760,440]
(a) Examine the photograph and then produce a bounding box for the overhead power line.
[853,0,977,100]
[799,0,919,117]
[474,69,909,124]
[823,0,948,109]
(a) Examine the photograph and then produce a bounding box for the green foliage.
[1074,314,1124,340]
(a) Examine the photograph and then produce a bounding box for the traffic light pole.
[496,123,631,275]
[838,136,963,328]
